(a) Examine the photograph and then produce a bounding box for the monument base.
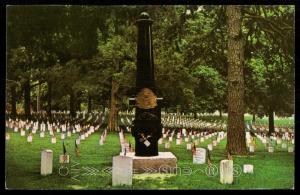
[119,152,177,174]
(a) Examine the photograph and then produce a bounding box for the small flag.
[227,151,233,160]
[75,140,80,157]
[63,141,67,155]
[192,143,196,155]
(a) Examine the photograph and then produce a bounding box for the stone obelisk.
[130,12,162,156]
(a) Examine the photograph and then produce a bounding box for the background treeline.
[6,5,294,126]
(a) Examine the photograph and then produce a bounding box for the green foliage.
[6,5,294,117]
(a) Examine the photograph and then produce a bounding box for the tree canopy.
[6,5,294,123]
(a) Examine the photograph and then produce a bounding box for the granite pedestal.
[119,152,177,174]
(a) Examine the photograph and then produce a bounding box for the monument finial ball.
[139,12,150,19]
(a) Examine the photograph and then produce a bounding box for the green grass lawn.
[244,115,294,128]
[196,115,294,128]
[5,128,294,190]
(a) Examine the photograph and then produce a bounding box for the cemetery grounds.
[5,116,294,190]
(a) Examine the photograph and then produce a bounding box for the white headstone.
[51,137,56,144]
[288,146,294,153]
[81,134,85,140]
[21,131,25,136]
[112,156,132,186]
[6,133,10,140]
[99,137,104,145]
[281,143,287,149]
[249,145,255,153]
[67,131,71,137]
[213,140,217,147]
[40,132,45,138]
[207,144,213,151]
[243,164,254,174]
[277,139,282,144]
[186,143,192,150]
[285,132,289,137]
[163,134,167,139]
[119,132,124,143]
[246,138,251,146]
[61,134,65,140]
[41,150,53,176]
[165,142,170,149]
[220,160,233,184]
[193,148,206,164]
[200,137,204,142]
[26,133,32,142]
[158,138,163,144]
[76,138,80,145]
[185,137,189,142]
[169,137,173,142]
[268,147,274,153]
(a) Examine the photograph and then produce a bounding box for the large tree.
[226,5,247,155]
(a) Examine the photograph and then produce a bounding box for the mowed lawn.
[5,128,294,190]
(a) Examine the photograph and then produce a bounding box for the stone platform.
[119,152,177,174]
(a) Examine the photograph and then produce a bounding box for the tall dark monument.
[130,12,162,157]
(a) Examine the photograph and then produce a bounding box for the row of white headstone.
[6,122,99,145]
[161,116,226,130]
[159,131,226,151]
[111,146,255,186]
[254,133,294,153]
[7,117,103,134]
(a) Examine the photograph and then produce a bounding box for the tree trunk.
[77,99,81,112]
[252,113,256,123]
[176,106,180,115]
[70,90,76,118]
[24,79,31,119]
[47,81,52,118]
[108,79,119,131]
[193,112,197,119]
[11,84,17,119]
[37,83,40,113]
[226,6,247,155]
[268,109,274,136]
[219,109,222,118]
[88,95,92,113]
